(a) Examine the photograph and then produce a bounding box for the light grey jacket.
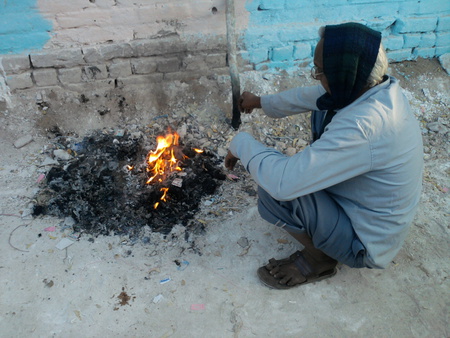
[229,77,423,268]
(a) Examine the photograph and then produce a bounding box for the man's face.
[313,38,331,94]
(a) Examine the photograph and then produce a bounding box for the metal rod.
[226,0,241,130]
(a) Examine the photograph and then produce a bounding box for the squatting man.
[224,23,423,289]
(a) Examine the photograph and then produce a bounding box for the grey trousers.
[256,110,366,268]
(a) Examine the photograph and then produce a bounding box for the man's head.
[314,23,388,110]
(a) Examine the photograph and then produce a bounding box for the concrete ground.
[0,58,449,337]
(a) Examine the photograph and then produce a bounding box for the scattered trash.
[152,294,164,304]
[40,157,59,166]
[55,238,75,250]
[203,199,214,206]
[160,277,171,285]
[227,174,239,181]
[190,304,205,311]
[176,260,190,271]
[36,174,46,183]
[277,238,289,244]
[172,178,183,187]
[44,226,56,232]
[14,134,33,149]
[115,129,125,137]
[53,149,73,160]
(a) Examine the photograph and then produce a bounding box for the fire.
[146,132,183,184]
[145,131,191,209]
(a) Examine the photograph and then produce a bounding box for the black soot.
[33,129,226,237]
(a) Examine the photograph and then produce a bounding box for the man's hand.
[225,150,239,170]
[239,92,261,114]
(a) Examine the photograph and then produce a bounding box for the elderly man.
[225,22,423,289]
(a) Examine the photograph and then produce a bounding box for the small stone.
[237,237,249,248]
[438,53,450,75]
[427,122,448,134]
[41,157,59,166]
[285,147,297,156]
[14,134,33,148]
[217,147,228,157]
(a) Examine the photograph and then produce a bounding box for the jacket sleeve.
[229,117,372,201]
[261,85,326,118]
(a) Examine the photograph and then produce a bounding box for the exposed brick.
[403,34,422,48]
[31,48,85,68]
[58,68,82,85]
[108,60,132,78]
[437,15,450,31]
[436,46,450,56]
[33,69,58,87]
[439,53,450,75]
[157,57,181,73]
[131,57,158,74]
[183,55,208,72]
[394,17,438,34]
[83,43,134,63]
[278,24,321,42]
[293,42,312,60]
[131,37,187,57]
[82,65,108,81]
[436,32,450,47]
[383,35,404,51]
[420,33,436,48]
[0,55,31,74]
[271,46,293,62]
[413,47,436,59]
[416,0,450,16]
[6,72,33,90]
[241,49,269,64]
[387,49,413,62]
[205,53,226,69]
[365,18,397,32]
[185,34,226,52]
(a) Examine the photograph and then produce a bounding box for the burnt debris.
[33,129,226,237]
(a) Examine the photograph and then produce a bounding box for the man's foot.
[257,250,337,289]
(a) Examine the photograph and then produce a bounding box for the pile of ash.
[33,128,226,237]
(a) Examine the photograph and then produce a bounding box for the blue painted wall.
[0,0,52,54]
[242,0,450,70]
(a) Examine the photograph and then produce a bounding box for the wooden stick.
[226,0,241,130]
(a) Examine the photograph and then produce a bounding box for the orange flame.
[146,131,203,209]
[146,132,181,184]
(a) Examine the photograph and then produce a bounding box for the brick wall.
[243,0,450,70]
[0,0,449,95]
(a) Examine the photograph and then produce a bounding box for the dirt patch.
[0,58,448,337]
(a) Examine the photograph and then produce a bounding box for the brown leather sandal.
[257,251,337,290]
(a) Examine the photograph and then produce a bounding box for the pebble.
[427,122,448,134]
[285,147,297,156]
[41,156,59,166]
[237,237,249,248]
[14,134,33,148]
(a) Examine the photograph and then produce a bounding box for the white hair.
[318,26,388,87]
